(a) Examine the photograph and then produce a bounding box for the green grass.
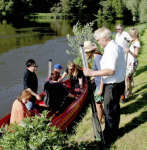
[69,27,147,150]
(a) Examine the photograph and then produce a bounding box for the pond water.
[0,20,75,117]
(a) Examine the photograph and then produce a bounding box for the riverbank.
[25,13,74,23]
[69,26,147,150]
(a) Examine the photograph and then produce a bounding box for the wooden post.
[48,59,52,77]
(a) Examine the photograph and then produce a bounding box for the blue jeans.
[25,101,33,110]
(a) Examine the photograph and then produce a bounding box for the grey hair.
[116,23,123,29]
[94,27,112,40]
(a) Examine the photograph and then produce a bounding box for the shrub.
[0,111,68,150]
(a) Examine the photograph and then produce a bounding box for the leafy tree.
[61,0,71,14]
[0,0,14,18]
[66,22,100,65]
[123,0,140,22]
[139,0,147,23]
[50,1,62,13]
[96,0,115,27]
[112,0,124,18]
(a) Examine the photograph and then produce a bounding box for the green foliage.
[97,0,124,27]
[0,0,14,17]
[0,110,99,150]
[112,0,124,18]
[66,22,96,65]
[123,0,140,22]
[61,0,71,14]
[0,111,67,150]
[139,0,147,23]
[50,2,62,13]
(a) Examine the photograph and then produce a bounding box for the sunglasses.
[31,65,38,68]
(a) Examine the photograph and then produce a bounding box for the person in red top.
[49,64,63,82]
[10,89,32,124]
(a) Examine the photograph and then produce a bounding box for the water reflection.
[0,20,73,55]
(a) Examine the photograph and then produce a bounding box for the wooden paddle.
[80,45,105,148]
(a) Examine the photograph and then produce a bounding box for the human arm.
[83,68,115,77]
[26,88,41,100]
[58,71,67,82]
[67,93,75,99]
[78,78,83,88]
[97,79,104,96]
[125,46,139,58]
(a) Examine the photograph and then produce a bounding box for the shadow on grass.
[119,110,147,138]
[121,86,147,115]
[68,141,104,150]
[119,90,147,138]
[135,65,147,77]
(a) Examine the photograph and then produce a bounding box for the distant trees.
[0,0,13,18]
[0,0,146,24]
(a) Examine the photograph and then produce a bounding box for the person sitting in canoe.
[43,80,75,113]
[59,62,85,91]
[49,64,63,82]
[47,64,63,81]
[10,89,32,125]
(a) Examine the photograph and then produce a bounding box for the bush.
[0,111,68,150]
[66,22,103,66]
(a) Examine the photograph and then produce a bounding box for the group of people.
[10,59,85,124]
[83,24,140,145]
[115,24,140,101]
[9,23,140,146]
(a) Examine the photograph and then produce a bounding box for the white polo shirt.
[115,31,132,49]
[100,40,126,84]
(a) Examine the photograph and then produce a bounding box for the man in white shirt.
[115,24,132,102]
[83,27,126,146]
[115,24,132,51]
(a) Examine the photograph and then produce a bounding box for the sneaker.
[120,95,126,103]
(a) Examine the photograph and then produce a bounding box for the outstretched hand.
[83,68,93,76]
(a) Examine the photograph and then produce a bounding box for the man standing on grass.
[83,27,126,145]
[115,24,132,102]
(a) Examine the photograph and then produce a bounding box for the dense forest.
[0,0,147,24]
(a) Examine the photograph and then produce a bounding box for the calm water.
[0,20,74,117]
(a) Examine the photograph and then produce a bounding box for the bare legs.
[125,74,133,99]
[96,103,104,123]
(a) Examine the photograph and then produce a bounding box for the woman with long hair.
[10,89,32,124]
[60,62,85,89]
[125,28,141,98]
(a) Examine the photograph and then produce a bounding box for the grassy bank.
[69,27,147,150]
[25,13,73,23]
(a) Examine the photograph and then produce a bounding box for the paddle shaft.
[48,59,52,77]
[80,45,105,147]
